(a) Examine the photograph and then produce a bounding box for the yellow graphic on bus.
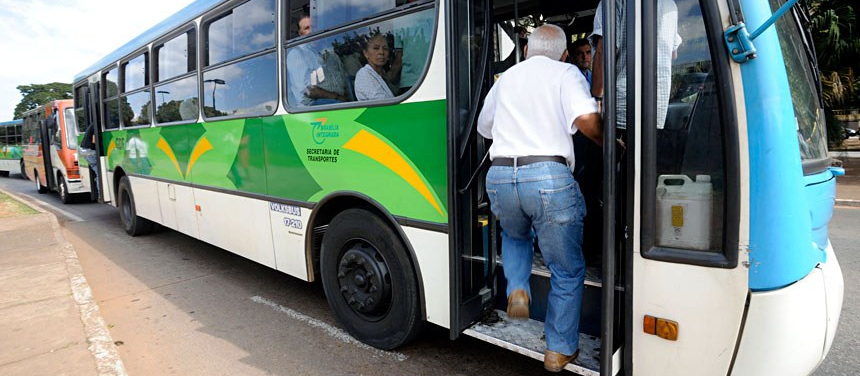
[157,138,183,178]
[343,129,444,216]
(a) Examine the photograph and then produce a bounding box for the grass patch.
[0,191,38,218]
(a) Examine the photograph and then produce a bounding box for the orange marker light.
[643,315,657,335]
[656,318,679,341]
[195,205,201,212]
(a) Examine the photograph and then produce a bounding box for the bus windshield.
[770,0,828,166]
[63,107,78,149]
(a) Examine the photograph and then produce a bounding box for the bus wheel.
[320,209,423,350]
[58,174,73,204]
[20,160,25,179]
[34,170,47,194]
[117,176,155,236]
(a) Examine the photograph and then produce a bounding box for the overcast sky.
[0,0,197,119]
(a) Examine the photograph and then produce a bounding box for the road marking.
[250,295,408,362]
[31,199,85,222]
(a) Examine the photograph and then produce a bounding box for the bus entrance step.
[463,310,600,375]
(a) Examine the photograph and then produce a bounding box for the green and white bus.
[0,119,23,177]
[73,0,843,374]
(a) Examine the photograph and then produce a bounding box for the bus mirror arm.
[724,0,800,63]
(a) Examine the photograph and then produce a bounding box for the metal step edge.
[462,328,600,376]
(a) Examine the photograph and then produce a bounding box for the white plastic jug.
[655,174,713,251]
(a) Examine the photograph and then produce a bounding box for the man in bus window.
[590,0,681,129]
[287,14,350,106]
[478,24,602,373]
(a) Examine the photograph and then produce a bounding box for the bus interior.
[455,0,728,373]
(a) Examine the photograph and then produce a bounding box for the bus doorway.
[450,0,622,374]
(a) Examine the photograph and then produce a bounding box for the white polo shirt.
[478,55,598,169]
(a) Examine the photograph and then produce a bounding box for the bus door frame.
[40,107,57,191]
[87,80,109,204]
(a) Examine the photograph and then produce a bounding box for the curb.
[835,199,860,208]
[0,188,128,376]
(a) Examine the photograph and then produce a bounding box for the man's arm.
[591,36,604,99]
[575,113,603,147]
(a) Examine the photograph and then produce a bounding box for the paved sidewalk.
[0,189,125,376]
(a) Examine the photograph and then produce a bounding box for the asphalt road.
[0,173,856,375]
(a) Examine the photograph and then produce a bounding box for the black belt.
[491,156,567,167]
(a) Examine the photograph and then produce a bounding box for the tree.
[806,0,859,107]
[13,83,73,119]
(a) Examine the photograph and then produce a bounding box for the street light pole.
[156,90,170,106]
[203,79,226,113]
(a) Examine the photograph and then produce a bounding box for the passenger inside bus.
[287,13,351,106]
[355,33,397,101]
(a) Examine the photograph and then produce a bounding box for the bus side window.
[202,0,277,119]
[652,0,727,253]
[154,28,199,124]
[103,68,120,130]
[285,6,434,108]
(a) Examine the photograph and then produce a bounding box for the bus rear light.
[68,167,80,179]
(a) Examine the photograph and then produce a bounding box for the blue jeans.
[486,161,587,356]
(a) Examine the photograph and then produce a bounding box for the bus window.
[155,28,199,124]
[64,107,78,150]
[121,53,152,127]
[651,0,727,253]
[204,0,276,67]
[769,0,828,164]
[285,7,434,108]
[202,0,277,119]
[103,67,120,129]
[74,85,89,133]
[310,0,399,32]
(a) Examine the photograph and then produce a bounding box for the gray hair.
[526,24,567,60]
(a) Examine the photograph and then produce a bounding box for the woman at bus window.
[354,33,396,101]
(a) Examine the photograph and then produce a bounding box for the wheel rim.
[34,172,39,189]
[59,180,66,199]
[336,240,392,321]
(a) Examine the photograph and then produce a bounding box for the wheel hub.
[337,242,391,318]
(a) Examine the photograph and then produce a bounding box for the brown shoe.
[544,349,579,372]
[506,289,529,319]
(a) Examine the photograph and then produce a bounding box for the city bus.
[72,0,843,374]
[21,99,89,203]
[0,119,23,177]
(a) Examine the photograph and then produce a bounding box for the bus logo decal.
[311,118,340,145]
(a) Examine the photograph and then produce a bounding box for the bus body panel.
[271,201,313,282]
[731,259,838,376]
[403,226,449,327]
[127,176,163,223]
[0,159,21,175]
[194,187,278,269]
[632,259,748,375]
[739,0,823,291]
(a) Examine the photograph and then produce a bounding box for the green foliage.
[806,0,859,108]
[13,83,72,119]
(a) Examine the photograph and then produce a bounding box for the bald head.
[525,24,567,61]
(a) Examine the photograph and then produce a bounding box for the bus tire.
[58,174,73,204]
[320,209,423,350]
[117,176,155,236]
[20,160,25,179]
[34,170,47,194]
